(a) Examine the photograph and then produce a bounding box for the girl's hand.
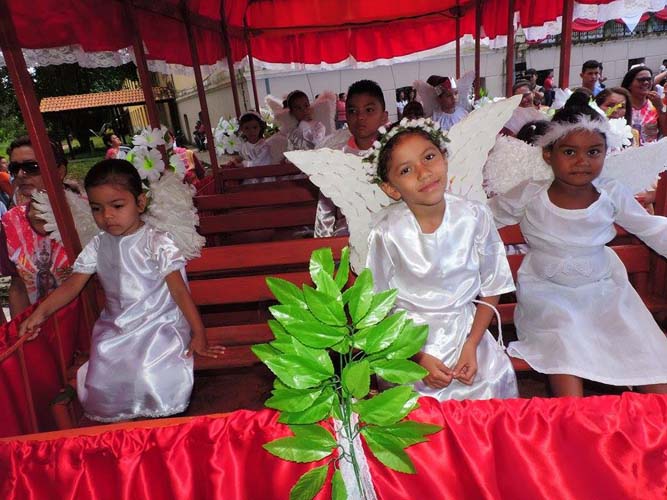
[19,312,47,341]
[452,341,478,385]
[185,336,226,359]
[415,352,453,389]
[648,91,663,110]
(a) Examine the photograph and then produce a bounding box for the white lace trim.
[84,402,189,423]
[334,413,378,500]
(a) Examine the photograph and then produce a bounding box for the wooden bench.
[214,162,305,191]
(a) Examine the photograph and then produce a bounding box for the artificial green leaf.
[334,247,350,290]
[303,285,347,326]
[355,311,407,354]
[342,359,371,399]
[264,433,334,463]
[265,348,334,390]
[315,271,342,302]
[289,465,329,500]
[353,385,419,426]
[370,359,428,384]
[271,304,347,348]
[375,322,429,360]
[361,427,416,474]
[355,289,398,329]
[380,421,442,447]
[346,269,374,323]
[290,424,337,449]
[330,392,343,421]
[265,386,324,412]
[251,343,281,363]
[266,277,308,309]
[279,386,336,424]
[270,304,319,325]
[329,336,351,354]
[310,247,335,281]
[268,320,294,353]
[331,469,347,500]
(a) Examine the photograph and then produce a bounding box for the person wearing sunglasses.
[0,136,71,317]
[622,66,667,145]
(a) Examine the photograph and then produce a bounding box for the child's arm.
[413,352,454,389]
[19,273,92,338]
[452,294,500,385]
[165,270,225,359]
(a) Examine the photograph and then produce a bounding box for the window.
[628,57,646,70]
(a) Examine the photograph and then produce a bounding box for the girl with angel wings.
[413,72,475,131]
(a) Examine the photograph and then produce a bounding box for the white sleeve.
[306,121,327,148]
[241,141,273,167]
[150,231,187,278]
[365,226,394,293]
[473,203,516,296]
[72,234,100,274]
[488,180,535,228]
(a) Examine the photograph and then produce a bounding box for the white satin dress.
[73,225,194,422]
[366,193,519,401]
[489,178,667,386]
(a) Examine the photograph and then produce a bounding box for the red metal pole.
[246,33,260,110]
[0,0,81,262]
[181,1,220,173]
[559,0,575,89]
[474,0,482,99]
[505,0,515,97]
[220,1,242,117]
[455,11,461,79]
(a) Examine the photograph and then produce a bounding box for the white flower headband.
[535,113,632,151]
[362,117,449,184]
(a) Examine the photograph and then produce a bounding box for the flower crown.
[534,111,633,151]
[362,117,450,184]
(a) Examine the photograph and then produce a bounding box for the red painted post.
[181,1,220,174]
[474,0,482,99]
[246,33,260,111]
[505,0,515,97]
[455,12,461,79]
[559,0,575,89]
[220,1,242,117]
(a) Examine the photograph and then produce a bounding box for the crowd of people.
[5,55,667,424]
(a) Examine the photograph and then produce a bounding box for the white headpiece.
[535,113,632,151]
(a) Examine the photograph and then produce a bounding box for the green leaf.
[354,311,407,354]
[334,247,350,290]
[370,359,428,384]
[346,269,374,323]
[380,421,442,448]
[330,392,343,421]
[271,304,347,349]
[342,359,370,399]
[329,336,351,354]
[289,465,329,500]
[361,426,416,474]
[268,320,294,353]
[315,271,342,301]
[353,385,419,426]
[279,386,336,424]
[375,322,429,360]
[310,247,335,281]
[303,285,347,326]
[264,433,334,463]
[252,343,281,363]
[331,469,347,500]
[264,339,333,389]
[355,289,398,329]
[265,386,324,412]
[290,424,336,449]
[266,277,307,309]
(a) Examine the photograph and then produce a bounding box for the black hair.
[8,135,68,168]
[525,68,537,77]
[377,123,445,182]
[581,60,602,73]
[338,93,345,99]
[547,91,607,148]
[238,112,267,138]
[346,79,386,111]
[621,65,652,90]
[512,80,532,93]
[286,90,308,111]
[102,133,114,147]
[401,101,424,120]
[426,75,446,87]
[595,87,633,125]
[516,120,550,145]
[84,159,143,200]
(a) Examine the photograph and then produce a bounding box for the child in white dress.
[489,97,667,396]
[20,159,224,421]
[366,119,518,401]
[286,90,326,151]
[235,111,274,184]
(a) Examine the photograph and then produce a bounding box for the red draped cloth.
[1,394,666,498]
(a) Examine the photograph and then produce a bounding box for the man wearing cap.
[431,77,469,131]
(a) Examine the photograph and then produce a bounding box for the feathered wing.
[447,94,523,202]
[318,128,352,151]
[413,80,438,118]
[141,171,205,260]
[483,136,553,196]
[603,138,667,193]
[265,94,298,133]
[266,132,288,164]
[31,190,99,248]
[311,91,337,136]
[284,149,394,273]
[456,71,476,111]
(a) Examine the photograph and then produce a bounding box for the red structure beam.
[559,0,575,89]
[505,0,515,97]
[474,0,482,99]
[245,33,260,111]
[220,1,242,117]
[455,11,461,79]
[181,1,220,173]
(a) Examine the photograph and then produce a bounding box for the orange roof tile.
[40,87,174,113]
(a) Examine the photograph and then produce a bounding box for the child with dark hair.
[286,90,326,150]
[515,120,550,145]
[236,111,272,167]
[432,77,468,131]
[103,133,122,160]
[401,100,425,120]
[20,159,224,422]
[490,92,667,397]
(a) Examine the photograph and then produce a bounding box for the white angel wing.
[603,138,667,193]
[483,136,552,196]
[447,95,522,202]
[265,94,298,133]
[311,91,337,136]
[284,148,394,273]
[31,190,99,248]
[455,71,475,111]
[502,106,548,135]
[413,80,438,118]
[318,128,352,151]
[266,132,288,164]
[141,171,205,260]
[551,88,573,110]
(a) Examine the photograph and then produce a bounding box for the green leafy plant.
[252,247,441,500]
